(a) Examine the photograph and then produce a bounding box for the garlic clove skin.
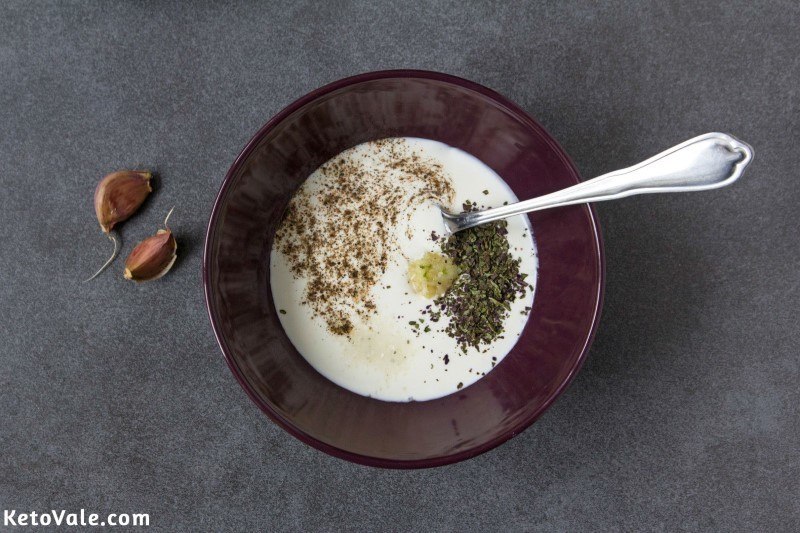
[94,171,153,233]
[123,229,177,282]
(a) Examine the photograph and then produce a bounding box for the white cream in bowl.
[271,138,537,401]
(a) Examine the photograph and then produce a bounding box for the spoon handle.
[444,132,754,233]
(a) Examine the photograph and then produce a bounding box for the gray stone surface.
[1,1,798,531]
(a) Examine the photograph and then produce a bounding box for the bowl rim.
[203,69,605,468]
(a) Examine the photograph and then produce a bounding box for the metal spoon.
[441,132,753,234]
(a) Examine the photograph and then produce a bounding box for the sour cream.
[271,138,537,401]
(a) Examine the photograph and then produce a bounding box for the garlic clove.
[123,229,177,282]
[94,170,152,233]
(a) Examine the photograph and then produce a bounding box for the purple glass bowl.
[203,70,604,468]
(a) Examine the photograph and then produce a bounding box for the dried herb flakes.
[435,211,529,351]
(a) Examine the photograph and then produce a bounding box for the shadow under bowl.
[203,70,604,468]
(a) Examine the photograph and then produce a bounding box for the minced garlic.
[407,251,460,298]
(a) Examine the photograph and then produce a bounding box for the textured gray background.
[1,1,798,531]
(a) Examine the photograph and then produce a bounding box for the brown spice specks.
[274,139,455,335]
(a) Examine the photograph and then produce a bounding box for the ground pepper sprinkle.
[274,139,455,335]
